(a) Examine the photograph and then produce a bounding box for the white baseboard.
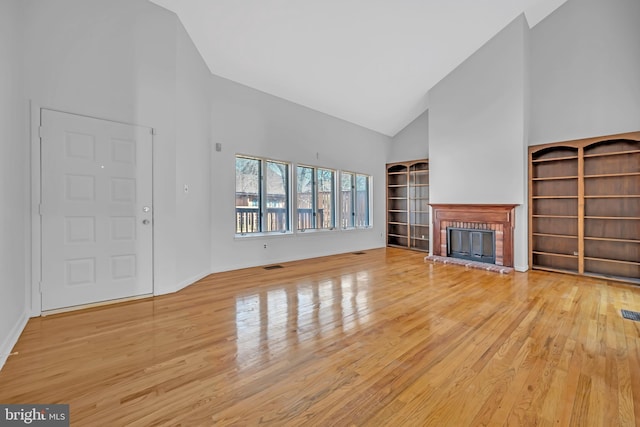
[174,269,211,293]
[0,311,29,372]
[515,264,529,272]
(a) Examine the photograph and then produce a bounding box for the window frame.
[235,154,372,237]
[295,164,337,232]
[340,171,355,229]
[355,173,371,228]
[235,154,292,236]
[340,170,372,230]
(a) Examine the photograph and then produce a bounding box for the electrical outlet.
[264,244,267,249]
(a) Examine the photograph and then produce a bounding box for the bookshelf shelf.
[387,159,429,252]
[529,132,640,283]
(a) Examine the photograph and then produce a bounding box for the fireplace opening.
[447,227,496,264]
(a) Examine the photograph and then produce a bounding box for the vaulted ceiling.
[149,0,567,136]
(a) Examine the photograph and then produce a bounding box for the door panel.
[41,110,153,311]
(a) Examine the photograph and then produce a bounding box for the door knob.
[142,219,150,225]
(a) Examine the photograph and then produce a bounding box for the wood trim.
[430,204,518,267]
[528,149,534,270]
[577,146,585,274]
[529,131,640,153]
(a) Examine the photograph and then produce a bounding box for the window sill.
[234,231,294,240]
[233,226,373,240]
[295,228,338,236]
[340,226,374,232]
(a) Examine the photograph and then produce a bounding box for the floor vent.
[352,251,366,255]
[264,265,284,270]
[621,309,640,321]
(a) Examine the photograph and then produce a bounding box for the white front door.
[40,109,153,311]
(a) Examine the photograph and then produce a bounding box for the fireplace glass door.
[447,227,495,264]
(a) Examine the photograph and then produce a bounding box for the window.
[340,172,354,229]
[355,173,370,227]
[296,165,336,230]
[316,168,336,229]
[236,155,369,234]
[235,157,260,233]
[296,166,314,230]
[235,155,290,234]
[340,172,371,229]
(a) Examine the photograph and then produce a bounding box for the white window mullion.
[312,170,317,229]
[259,159,266,232]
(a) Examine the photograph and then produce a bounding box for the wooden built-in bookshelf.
[529,132,640,284]
[387,160,429,252]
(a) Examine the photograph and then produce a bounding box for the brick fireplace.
[430,204,518,267]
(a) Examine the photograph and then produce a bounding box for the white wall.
[175,22,213,289]
[428,16,529,271]
[530,0,640,144]
[210,75,389,272]
[21,0,211,298]
[388,110,429,164]
[0,0,29,369]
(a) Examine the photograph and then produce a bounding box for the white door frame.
[30,103,155,316]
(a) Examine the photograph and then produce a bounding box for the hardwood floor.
[1,248,639,426]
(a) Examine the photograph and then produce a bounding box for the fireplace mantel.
[430,204,518,267]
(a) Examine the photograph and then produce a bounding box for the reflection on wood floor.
[1,247,639,426]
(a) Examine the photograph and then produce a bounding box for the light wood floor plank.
[0,248,639,426]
